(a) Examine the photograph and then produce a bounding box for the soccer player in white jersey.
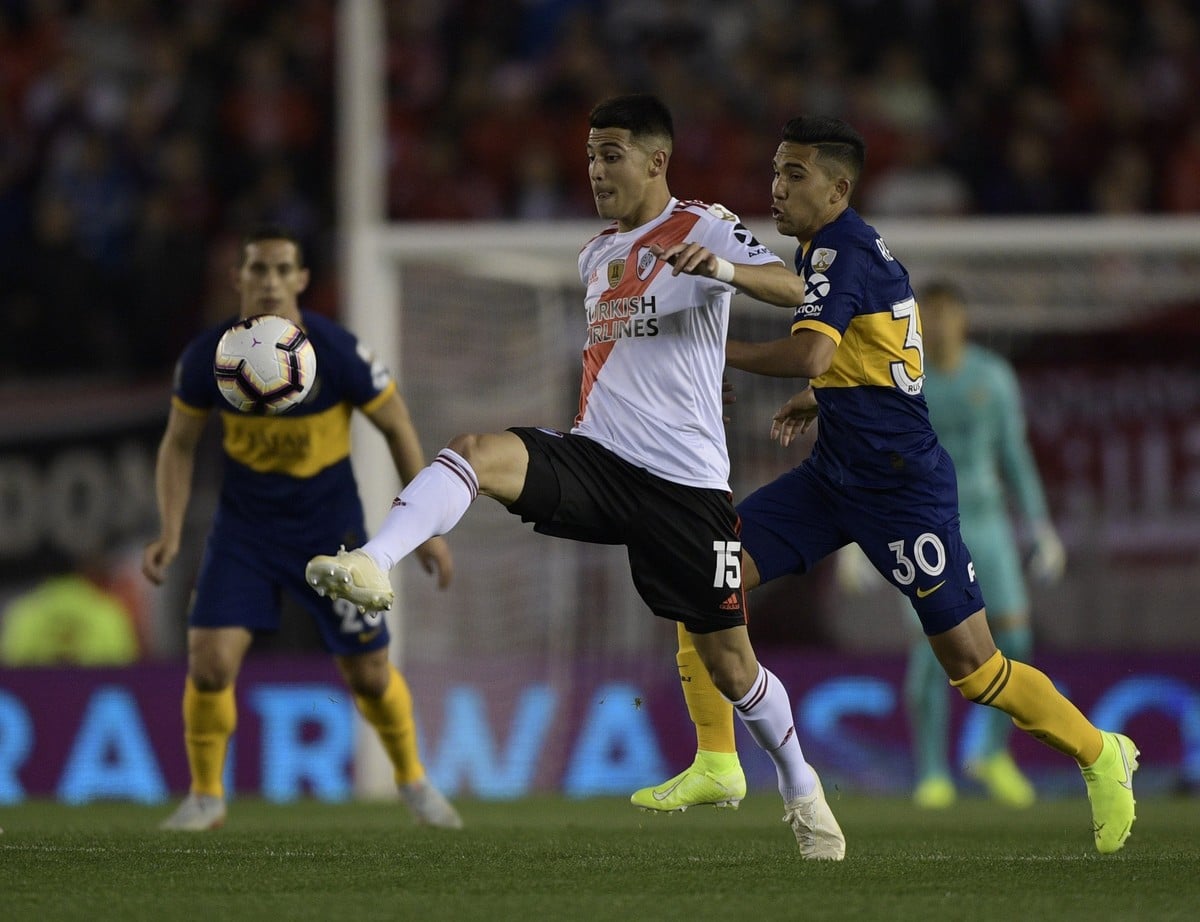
[307,94,845,858]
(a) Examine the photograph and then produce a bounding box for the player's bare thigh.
[987,609,1029,633]
[926,609,996,680]
[445,431,530,504]
[743,547,762,591]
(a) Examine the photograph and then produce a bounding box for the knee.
[705,657,758,702]
[187,648,240,691]
[340,653,392,698]
[445,432,481,463]
[445,431,527,503]
[188,657,237,692]
[346,670,390,699]
[187,629,248,691]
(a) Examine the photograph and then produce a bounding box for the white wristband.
[712,257,735,283]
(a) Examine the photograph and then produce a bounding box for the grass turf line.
[2,795,1197,922]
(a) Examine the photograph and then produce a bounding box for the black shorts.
[507,427,747,634]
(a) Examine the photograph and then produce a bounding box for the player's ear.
[830,176,851,205]
[648,147,669,178]
[296,267,310,293]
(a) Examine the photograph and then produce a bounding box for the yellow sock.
[354,665,424,785]
[951,650,1103,766]
[676,622,736,754]
[183,677,236,798]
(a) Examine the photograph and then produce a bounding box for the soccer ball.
[213,314,316,414]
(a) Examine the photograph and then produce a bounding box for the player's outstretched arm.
[992,360,1065,583]
[143,406,207,585]
[650,242,804,307]
[727,329,836,380]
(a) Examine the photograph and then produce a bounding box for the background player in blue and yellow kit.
[903,279,1065,810]
[143,226,461,830]
[638,116,1137,855]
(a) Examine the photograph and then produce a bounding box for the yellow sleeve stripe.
[360,378,397,415]
[171,395,210,418]
[809,310,923,390]
[792,318,843,347]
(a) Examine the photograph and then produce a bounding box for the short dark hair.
[780,116,866,182]
[589,94,674,149]
[242,225,305,267]
[920,278,967,307]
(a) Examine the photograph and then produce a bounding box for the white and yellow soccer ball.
[213,314,316,414]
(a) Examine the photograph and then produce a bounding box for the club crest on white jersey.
[573,198,785,490]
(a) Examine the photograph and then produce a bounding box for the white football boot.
[400,777,463,829]
[306,547,394,612]
[783,772,846,860]
[159,793,227,831]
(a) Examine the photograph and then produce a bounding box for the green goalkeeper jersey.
[922,344,1048,524]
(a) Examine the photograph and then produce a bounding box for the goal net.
[357,216,1200,665]
[345,213,1200,798]
[334,0,1200,800]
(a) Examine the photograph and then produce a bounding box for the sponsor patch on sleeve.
[810,247,837,272]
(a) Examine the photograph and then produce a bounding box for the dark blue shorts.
[737,448,984,635]
[188,518,390,656]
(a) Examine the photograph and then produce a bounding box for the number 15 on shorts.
[713,540,742,588]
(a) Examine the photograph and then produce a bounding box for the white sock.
[362,448,478,570]
[729,664,816,802]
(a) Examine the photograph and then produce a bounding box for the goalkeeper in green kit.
[896,280,1065,808]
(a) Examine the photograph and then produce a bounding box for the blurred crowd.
[0,0,335,381]
[1,0,1198,381]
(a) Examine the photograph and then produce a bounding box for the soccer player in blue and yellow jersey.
[905,279,1065,810]
[637,117,1138,855]
[143,226,461,831]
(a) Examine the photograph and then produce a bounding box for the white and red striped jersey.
[573,198,784,490]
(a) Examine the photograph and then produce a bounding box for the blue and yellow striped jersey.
[791,208,940,487]
[173,311,395,541]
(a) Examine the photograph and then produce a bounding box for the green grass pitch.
[3,794,1198,921]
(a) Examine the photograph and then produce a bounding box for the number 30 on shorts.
[712,540,742,588]
[887,534,946,586]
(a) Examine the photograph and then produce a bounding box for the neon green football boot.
[913,775,957,809]
[1081,731,1139,854]
[631,751,746,812]
[966,752,1036,808]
